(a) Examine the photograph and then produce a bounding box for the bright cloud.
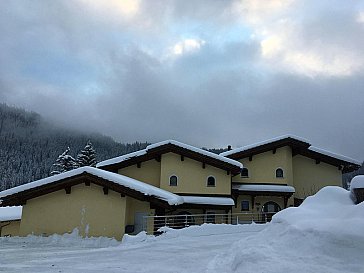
[357,11,364,23]
[172,39,206,56]
[235,0,364,77]
[79,0,140,19]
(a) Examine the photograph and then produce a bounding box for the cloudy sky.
[1,0,364,160]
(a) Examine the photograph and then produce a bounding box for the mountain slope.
[0,103,148,190]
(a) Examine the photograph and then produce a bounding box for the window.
[207,176,216,187]
[205,211,215,224]
[169,175,178,186]
[276,168,284,178]
[263,201,281,213]
[241,168,249,178]
[241,200,250,211]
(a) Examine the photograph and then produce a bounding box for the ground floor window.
[262,201,281,213]
[241,200,250,211]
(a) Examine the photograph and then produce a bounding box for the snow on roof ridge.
[97,139,243,169]
[308,146,361,165]
[221,134,310,157]
[0,206,22,221]
[0,167,184,206]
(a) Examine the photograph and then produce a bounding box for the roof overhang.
[298,148,361,173]
[232,183,295,197]
[98,141,242,175]
[223,136,310,160]
[221,135,360,173]
[0,168,183,208]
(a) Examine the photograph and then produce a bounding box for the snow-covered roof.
[0,167,235,208]
[0,206,22,221]
[350,175,364,191]
[182,196,234,206]
[97,140,243,169]
[221,134,309,157]
[308,146,361,165]
[0,167,184,206]
[233,184,295,193]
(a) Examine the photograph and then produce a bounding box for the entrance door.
[262,201,281,222]
[134,212,148,234]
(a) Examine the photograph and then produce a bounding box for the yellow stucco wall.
[125,196,155,226]
[160,153,231,195]
[293,155,342,199]
[1,220,20,237]
[233,147,293,186]
[19,183,126,240]
[118,159,161,187]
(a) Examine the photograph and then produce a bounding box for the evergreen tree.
[77,140,97,167]
[51,147,77,175]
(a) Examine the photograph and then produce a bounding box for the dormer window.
[241,168,249,178]
[276,168,284,178]
[207,176,216,187]
[169,175,178,186]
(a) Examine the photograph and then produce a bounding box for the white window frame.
[169,174,178,186]
[275,167,284,178]
[206,175,216,187]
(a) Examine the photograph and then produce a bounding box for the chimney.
[227,145,232,151]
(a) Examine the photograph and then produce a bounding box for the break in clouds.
[0,0,364,160]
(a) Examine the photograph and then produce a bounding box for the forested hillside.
[0,104,148,190]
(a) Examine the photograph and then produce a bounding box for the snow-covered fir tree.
[77,140,97,167]
[51,147,78,175]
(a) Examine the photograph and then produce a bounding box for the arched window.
[262,201,281,213]
[169,175,178,186]
[276,168,284,178]
[207,176,216,187]
[241,168,249,178]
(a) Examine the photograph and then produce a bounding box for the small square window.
[241,200,249,211]
[241,168,249,178]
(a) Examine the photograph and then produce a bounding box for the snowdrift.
[207,186,364,273]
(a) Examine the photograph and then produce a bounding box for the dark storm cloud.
[0,0,364,161]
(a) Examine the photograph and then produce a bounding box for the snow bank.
[350,175,364,190]
[121,223,267,246]
[0,228,119,248]
[0,206,22,221]
[272,186,363,237]
[207,186,364,273]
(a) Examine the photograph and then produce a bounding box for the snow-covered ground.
[0,186,363,273]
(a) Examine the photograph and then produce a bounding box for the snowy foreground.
[1,187,364,273]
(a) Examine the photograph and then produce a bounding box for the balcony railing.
[141,212,276,234]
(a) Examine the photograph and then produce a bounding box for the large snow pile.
[207,186,364,273]
[350,175,364,190]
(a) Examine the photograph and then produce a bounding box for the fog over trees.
[0,103,361,191]
[0,103,148,190]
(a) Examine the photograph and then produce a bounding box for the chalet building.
[221,135,360,217]
[0,137,360,239]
